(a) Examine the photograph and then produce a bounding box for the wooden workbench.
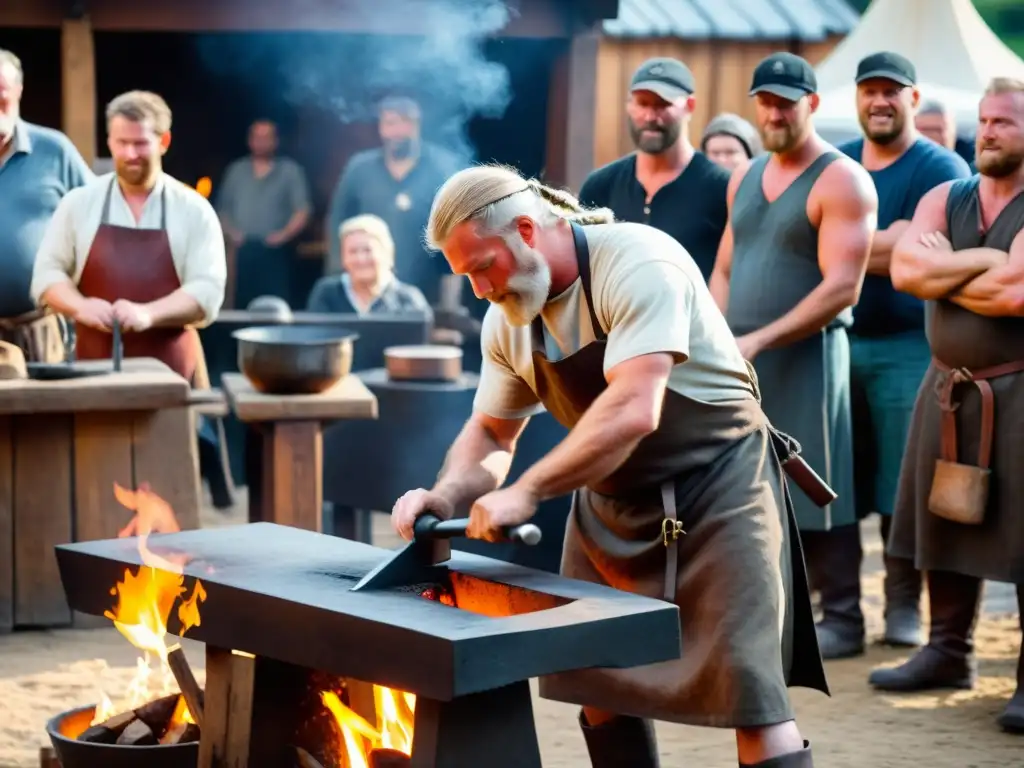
[221,373,377,532]
[0,359,200,632]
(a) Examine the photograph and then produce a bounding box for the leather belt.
[660,481,683,602]
[934,357,1024,469]
[0,307,50,331]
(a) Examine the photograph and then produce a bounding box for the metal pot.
[384,345,462,382]
[46,705,198,768]
[233,325,358,395]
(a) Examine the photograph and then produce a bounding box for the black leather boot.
[740,741,814,767]
[996,585,1024,734]
[806,525,865,659]
[579,711,660,768]
[869,570,980,691]
[879,515,922,647]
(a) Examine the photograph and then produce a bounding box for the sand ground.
[0,491,1020,768]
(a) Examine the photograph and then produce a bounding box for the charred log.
[76,710,134,743]
[115,719,157,746]
[369,748,412,768]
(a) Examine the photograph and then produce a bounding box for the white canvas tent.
[812,0,1024,139]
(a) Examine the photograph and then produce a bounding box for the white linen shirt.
[31,172,227,325]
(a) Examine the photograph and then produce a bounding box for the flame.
[321,685,416,765]
[90,483,206,726]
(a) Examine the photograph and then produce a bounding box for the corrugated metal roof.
[603,0,860,41]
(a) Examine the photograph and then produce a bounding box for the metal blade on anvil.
[349,532,452,592]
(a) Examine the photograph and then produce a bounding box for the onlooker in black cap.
[711,54,879,700]
[575,57,730,282]
[701,112,763,172]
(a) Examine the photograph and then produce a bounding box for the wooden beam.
[544,27,600,191]
[61,16,97,167]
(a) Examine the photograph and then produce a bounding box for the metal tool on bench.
[350,513,542,592]
[26,319,123,380]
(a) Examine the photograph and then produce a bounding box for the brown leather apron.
[889,177,1024,584]
[75,178,201,383]
[0,308,66,363]
[535,224,827,727]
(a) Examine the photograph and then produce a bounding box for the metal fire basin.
[54,523,681,768]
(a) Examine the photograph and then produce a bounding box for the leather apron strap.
[660,480,684,602]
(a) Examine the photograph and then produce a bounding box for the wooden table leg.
[200,646,255,768]
[260,420,323,531]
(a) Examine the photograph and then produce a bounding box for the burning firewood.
[369,748,413,768]
[167,643,205,729]
[160,720,200,745]
[77,710,135,743]
[116,718,158,746]
[133,692,180,732]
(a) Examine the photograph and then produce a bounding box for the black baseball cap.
[630,58,696,101]
[855,51,916,87]
[749,52,817,102]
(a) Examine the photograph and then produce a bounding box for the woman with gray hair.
[701,112,762,171]
[391,164,824,767]
[306,213,430,315]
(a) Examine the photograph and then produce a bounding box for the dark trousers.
[234,239,294,309]
[803,517,921,632]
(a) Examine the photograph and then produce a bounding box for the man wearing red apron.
[392,165,828,767]
[31,89,226,382]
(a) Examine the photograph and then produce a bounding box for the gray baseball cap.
[630,58,696,101]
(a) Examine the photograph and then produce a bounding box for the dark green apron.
[537,224,827,727]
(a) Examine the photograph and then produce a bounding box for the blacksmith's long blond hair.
[425,164,615,251]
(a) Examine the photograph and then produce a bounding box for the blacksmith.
[0,47,92,363]
[31,90,226,384]
[708,53,878,658]
[392,164,827,767]
[577,58,730,282]
[873,76,1024,734]
[830,53,971,659]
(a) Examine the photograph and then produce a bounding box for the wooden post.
[61,15,97,167]
[544,26,601,192]
[200,647,255,768]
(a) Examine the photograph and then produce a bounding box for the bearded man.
[391,163,830,767]
[576,57,729,281]
[32,90,226,383]
[709,53,878,653]
[821,52,971,661]
[875,76,1024,735]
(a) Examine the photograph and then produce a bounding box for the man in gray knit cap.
[702,112,762,172]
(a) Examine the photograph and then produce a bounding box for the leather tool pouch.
[928,373,994,526]
[928,459,989,525]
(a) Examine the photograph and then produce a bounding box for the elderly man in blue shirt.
[0,48,93,362]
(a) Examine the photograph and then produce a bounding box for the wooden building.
[0,0,617,195]
[592,0,858,166]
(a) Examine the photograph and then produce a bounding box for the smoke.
[193,0,513,161]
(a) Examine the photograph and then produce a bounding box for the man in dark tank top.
[576,57,730,282]
[709,52,878,664]
[832,53,971,661]
[875,77,1024,735]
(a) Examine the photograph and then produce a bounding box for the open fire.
[73,483,428,764]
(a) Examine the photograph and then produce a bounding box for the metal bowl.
[233,325,359,395]
[46,705,198,768]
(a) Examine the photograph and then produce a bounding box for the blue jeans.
[850,330,931,517]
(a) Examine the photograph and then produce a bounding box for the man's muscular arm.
[948,228,1024,316]
[515,353,673,501]
[431,413,530,513]
[891,183,1006,298]
[708,164,749,312]
[743,158,876,353]
[866,220,911,275]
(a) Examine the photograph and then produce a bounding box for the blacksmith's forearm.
[891,246,1004,298]
[516,387,657,502]
[144,290,205,327]
[40,281,85,317]
[432,420,514,512]
[755,279,858,350]
[949,264,1024,316]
